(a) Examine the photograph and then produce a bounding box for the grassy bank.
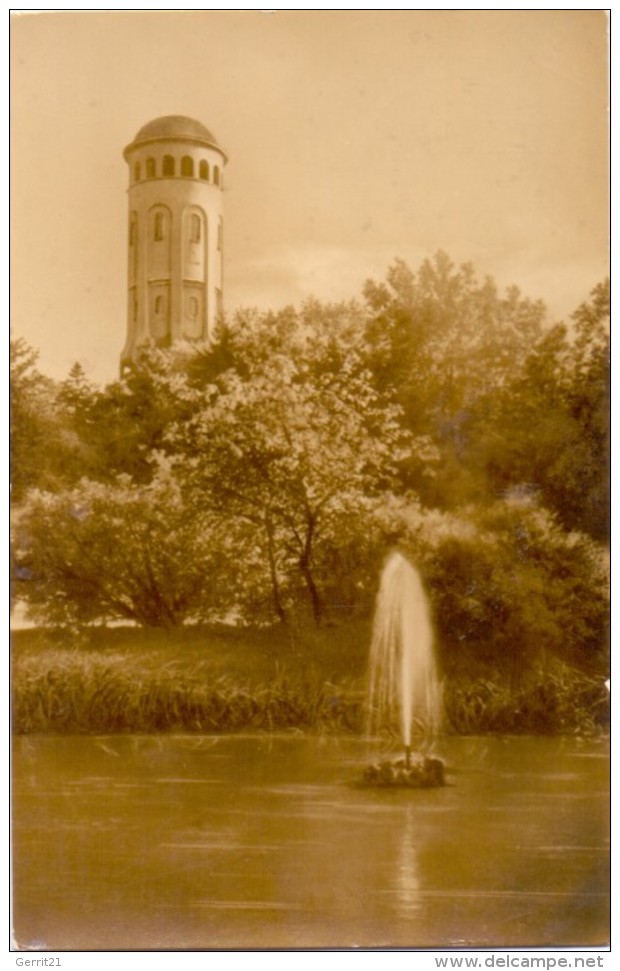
[11,623,369,735]
[11,624,609,736]
[443,675,609,736]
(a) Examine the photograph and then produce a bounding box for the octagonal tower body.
[121,115,227,367]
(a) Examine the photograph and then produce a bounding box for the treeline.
[11,252,610,683]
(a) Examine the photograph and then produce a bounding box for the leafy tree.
[166,308,436,626]
[553,279,610,539]
[10,338,69,500]
[13,462,233,629]
[464,279,609,540]
[362,252,547,505]
[464,323,572,501]
[363,257,609,540]
[51,348,202,487]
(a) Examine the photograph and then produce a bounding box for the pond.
[12,735,609,950]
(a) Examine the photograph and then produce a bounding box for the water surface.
[12,735,609,949]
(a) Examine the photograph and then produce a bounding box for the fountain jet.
[367,551,442,770]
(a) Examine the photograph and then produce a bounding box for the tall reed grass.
[12,631,608,736]
[12,650,365,735]
[443,672,610,736]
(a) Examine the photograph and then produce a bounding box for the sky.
[10,9,609,384]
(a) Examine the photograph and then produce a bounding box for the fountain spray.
[365,551,444,786]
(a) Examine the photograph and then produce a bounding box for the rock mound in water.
[363,754,445,788]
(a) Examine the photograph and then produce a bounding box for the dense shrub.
[392,499,609,682]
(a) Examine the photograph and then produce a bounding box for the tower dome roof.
[124,115,226,160]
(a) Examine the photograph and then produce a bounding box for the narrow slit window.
[213,165,220,186]
[190,213,201,243]
[199,160,209,180]
[155,296,164,314]
[162,155,175,177]
[217,218,223,252]
[134,162,141,183]
[154,212,165,241]
[146,157,156,178]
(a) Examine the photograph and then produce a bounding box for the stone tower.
[121,115,227,367]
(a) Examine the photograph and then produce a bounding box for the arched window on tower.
[128,214,138,286]
[154,212,165,241]
[190,213,201,244]
[162,155,175,177]
[213,165,220,186]
[181,156,194,177]
[199,160,209,181]
[146,157,156,178]
[134,162,141,183]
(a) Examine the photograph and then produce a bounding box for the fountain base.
[363,755,445,788]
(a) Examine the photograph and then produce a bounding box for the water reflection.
[393,804,422,915]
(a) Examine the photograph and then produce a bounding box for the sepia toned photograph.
[10,10,610,951]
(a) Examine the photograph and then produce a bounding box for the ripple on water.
[190,901,301,911]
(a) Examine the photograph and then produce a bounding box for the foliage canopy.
[11,256,609,684]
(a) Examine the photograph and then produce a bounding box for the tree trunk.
[265,516,287,624]
[299,555,322,627]
[298,515,323,627]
